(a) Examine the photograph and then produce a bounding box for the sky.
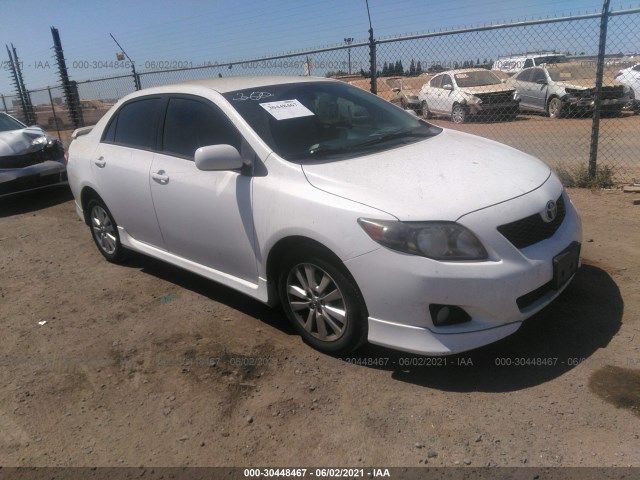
[1,0,639,96]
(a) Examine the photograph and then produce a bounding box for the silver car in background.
[509,63,632,118]
[0,112,67,197]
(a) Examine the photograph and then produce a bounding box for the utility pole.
[365,0,376,94]
[110,33,141,90]
[344,37,354,75]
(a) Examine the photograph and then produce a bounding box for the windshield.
[547,65,596,82]
[0,113,26,132]
[454,71,502,88]
[223,81,441,162]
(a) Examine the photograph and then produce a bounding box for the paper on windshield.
[259,99,315,120]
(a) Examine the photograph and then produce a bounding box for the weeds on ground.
[556,164,616,189]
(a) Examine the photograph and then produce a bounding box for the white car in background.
[615,64,640,112]
[418,68,520,123]
[492,52,569,75]
[67,76,581,356]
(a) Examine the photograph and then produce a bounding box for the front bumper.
[344,187,582,355]
[564,95,629,110]
[0,161,67,198]
[468,101,520,115]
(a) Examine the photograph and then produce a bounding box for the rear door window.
[109,98,162,149]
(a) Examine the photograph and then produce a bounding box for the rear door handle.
[151,170,169,184]
[94,156,106,168]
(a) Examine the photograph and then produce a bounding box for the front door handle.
[151,170,169,184]
[94,156,106,168]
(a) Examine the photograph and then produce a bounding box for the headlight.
[466,95,482,105]
[358,218,488,261]
[31,135,49,146]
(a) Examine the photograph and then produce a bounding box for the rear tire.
[278,248,368,355]
[87,198,126,263]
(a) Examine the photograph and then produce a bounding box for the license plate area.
[552,242,581,290]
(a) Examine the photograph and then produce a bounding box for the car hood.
[0,126,47,156]
[553,79,624,89]
[302,129,551,221]
[460,85,514,95]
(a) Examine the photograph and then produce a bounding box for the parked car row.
[344,62,636,123]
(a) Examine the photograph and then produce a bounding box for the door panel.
[92,143,166,249]
[149,153,257,282]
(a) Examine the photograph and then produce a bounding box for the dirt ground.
[0,185,639,468]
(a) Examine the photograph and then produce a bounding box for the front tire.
[87,198,126,263]
[548,97,563,118]
[421,101,432,119]
[278,249,368,355]
[451,104,467,124]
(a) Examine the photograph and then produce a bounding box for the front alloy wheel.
[279,250,367,355]
[422,100,432,119]
[548,97,563,118]
[287,263,347,342]
[451,104,467,124]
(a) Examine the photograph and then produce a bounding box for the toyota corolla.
[67,76,581,356]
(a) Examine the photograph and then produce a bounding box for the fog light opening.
[429,304,471,327]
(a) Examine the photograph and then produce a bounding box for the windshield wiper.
[306,128,429,157]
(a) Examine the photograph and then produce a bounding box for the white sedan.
[418,68,520,123]
[616,64,640,112]
[67,76,581,356]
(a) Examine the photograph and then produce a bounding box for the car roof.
[435,68,496,76]
[136,75,336,96]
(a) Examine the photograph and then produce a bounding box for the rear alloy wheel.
[451,104,467,124]
[279,250,367,355]
[548,97,563,119]
[88,198,126,263]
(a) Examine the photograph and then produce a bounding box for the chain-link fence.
[3,6,639,183]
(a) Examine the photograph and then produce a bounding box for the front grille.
[497,195,566,249]
[475,91,515,105]
[601,86,625,100]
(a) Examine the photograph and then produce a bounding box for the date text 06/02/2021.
[243,468,391,477]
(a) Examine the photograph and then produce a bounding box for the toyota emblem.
[542,200,557,223]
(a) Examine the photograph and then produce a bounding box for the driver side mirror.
[536,79,547,85]
[443,84,453,91]
[195,144,244,171]
[392,87,401,93]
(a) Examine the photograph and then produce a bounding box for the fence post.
[1,94,7,113]
[588,0,611,179]
[369,28,377,94]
